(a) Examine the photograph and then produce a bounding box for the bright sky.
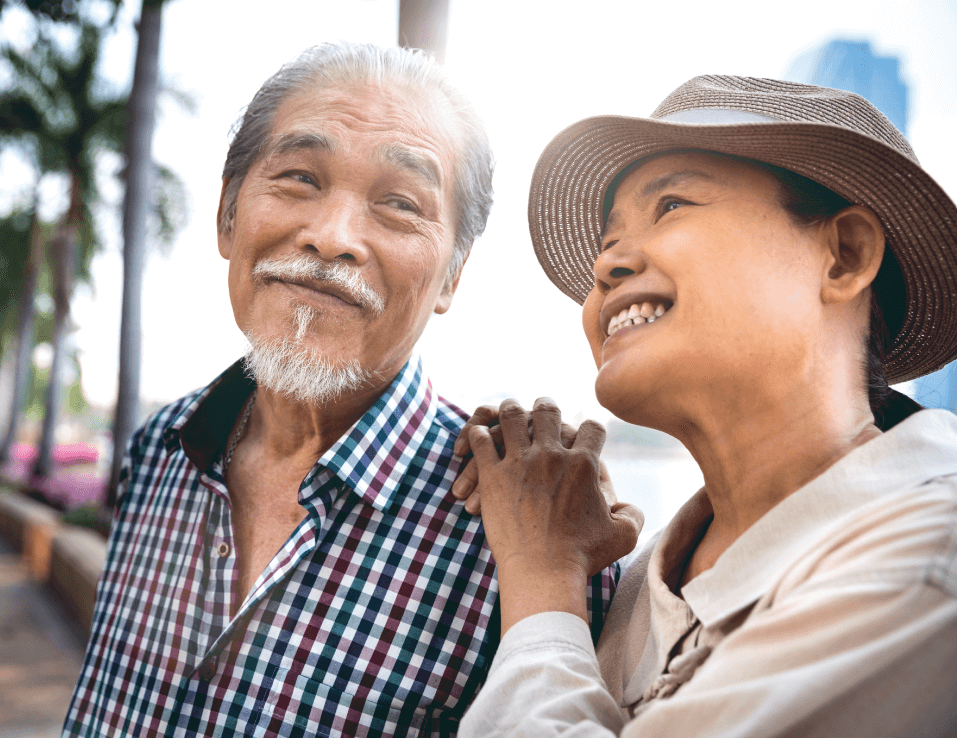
[54,0,957,423]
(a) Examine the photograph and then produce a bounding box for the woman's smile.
[605,300,671,336]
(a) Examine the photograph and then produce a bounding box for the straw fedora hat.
[528,75,957,384]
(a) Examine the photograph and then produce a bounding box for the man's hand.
[457,398,644,632]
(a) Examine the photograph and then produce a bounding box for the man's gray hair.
[219,41,494,280]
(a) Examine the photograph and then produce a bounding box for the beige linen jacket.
[461,409,957,737]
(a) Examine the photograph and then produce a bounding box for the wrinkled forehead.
[267,80,464,180]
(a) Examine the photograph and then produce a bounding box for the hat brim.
[528,116,957,384]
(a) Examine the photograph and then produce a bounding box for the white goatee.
[243,334,372,406]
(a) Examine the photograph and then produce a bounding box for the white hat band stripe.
[656,108,781,124]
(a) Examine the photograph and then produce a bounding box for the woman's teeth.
[607,302,669,335]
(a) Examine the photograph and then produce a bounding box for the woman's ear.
[821,205,885,304]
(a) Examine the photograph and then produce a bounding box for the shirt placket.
[194,473,237,680]
[189,466,343,686]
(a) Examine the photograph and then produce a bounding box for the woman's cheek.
[582,289,605,368]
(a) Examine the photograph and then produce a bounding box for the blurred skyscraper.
[787,39,956,411]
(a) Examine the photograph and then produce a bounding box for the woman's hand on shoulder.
[455,397,643,579]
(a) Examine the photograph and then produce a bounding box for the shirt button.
[217,542,230,557]
[198,655,219,681]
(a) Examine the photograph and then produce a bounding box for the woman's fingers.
[498,399,532,453]
[468,425,501,466]
[580,503,644,577]
[572,419,606,454]
[451,458,480,500]
[452,399,593,519]
[559,422,577,449]
[452,425,504,501]
[598,459,617,506]
[531,397,562,444]
[586,502,644,576]
[453,404,500,457]
[464,490,482,515]
[611,502,645,536]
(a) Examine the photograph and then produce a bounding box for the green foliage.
[0,209,32,344]
[61,502,110,537]
[0,0,121,23]
[0,6,128,221]
[24,352,86,417]
[0,0,185,425]
[66,369,87,412]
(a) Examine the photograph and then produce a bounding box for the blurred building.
[786,39,956,411]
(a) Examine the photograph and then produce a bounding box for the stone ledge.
[0,489,61,579]
[0,489,60,547]
[49,527,106,636]
[0,488,107,637]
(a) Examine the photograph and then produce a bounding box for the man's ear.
[217,178,233,260]
[434,252,469,315]
[820,205,885,304]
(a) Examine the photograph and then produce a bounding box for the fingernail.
[452,478,473,499]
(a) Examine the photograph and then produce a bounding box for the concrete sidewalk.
[0,535,85,737]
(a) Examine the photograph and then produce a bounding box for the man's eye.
[285,172,317,186]
[385,197,416,213]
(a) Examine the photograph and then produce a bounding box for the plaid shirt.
[64,357,618,737]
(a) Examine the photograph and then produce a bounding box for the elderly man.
[63,43,617,737]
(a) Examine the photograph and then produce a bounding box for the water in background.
[604,449,703,543]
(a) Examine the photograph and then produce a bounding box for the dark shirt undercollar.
[163,355,438,512]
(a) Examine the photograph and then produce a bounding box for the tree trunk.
[106,0,163,509]
[399,0,449,64]
[0,207,42,462]
[32,179,79,480]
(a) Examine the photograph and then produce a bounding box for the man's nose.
[295,192,371,265]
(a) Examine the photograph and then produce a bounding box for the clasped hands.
[452,398,644,631]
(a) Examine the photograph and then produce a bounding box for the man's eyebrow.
[377,143,442,189]
[267,131,336,157]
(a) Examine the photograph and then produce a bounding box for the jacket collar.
[668,410,957,626]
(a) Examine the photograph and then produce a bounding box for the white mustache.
[253,256,385,315]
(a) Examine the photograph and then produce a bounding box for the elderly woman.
[455,77,957,737]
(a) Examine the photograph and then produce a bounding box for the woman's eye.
[655,197,688,221]
[661,198,683,214]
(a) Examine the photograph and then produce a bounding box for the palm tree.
[107,0,164,507]
[1,4,126,480]
[0,205,42,462]
[1,0,186,490]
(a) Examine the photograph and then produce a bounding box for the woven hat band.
[657,109,780,124]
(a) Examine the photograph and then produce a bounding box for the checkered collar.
[164,354,438,513]
[314,354,437,512]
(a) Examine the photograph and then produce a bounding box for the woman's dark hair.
[724,154,920,429]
